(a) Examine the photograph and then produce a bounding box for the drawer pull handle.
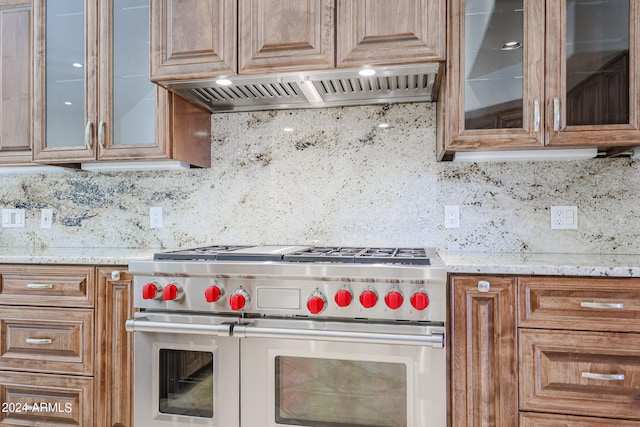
[26,338,52,345]
[580,301,624,309]
[582,372,625,381]
[26,283,53,289]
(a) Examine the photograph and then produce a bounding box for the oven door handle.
[233,325,444,348]
[125,317,233,337]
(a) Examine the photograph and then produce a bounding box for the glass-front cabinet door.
[33,0,164,164]
[440,0,545,156]
[546,0,640,147]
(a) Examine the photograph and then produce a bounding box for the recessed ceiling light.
[72,62,83,68]
[64,101,72,105]
[283,127,294,132]
[216,78,233,86]
[501,41,522,51]
[378,123,390,129]
[359,69,376,77]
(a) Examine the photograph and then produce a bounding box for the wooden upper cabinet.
[336,0,445,68]
[150,0,237,82]
[439,0,545,158]
[32,0,210,166]
[0,1,31,165]
[440,0,640,159]
[545,0,640,148]
[238,0,335,74]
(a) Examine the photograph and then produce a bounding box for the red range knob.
[385,291,403,310]
[334,289,353,307]
[359,290,378,308]
[142,283,160,300]
[162,284,181,301]
[205,285,222,303]
[307,294,326,315]
[229,290,250,311]
[410,291,430,311]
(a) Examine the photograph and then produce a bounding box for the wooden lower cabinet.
[95,268,134,427]
[450,275,518,427]
[0,371,93,426]
[450,274,640,426]
[0,264,134,427]
[520,413,640,427]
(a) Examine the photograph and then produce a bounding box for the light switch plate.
[551,206,578,229]
[2,209,25,228]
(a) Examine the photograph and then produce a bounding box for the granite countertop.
[1,248,640,277]
[439,252,640,278]
[0,247,156,266]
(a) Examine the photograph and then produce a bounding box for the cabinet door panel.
[440,0,545,157]
[239,0,334,74]
[0,3,31,165]
[95,268,134,427]
[150,0,237,81]
[547,0,640,147]
[33,0,97,162]
[450,275,518,427]
[336,0,444,67]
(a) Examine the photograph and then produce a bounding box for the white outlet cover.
[444,205,460,229]
[41,209,53,229]
[551,206,578,229]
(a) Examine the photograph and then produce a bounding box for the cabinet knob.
[477,280,490,292]
[111,270,121,281]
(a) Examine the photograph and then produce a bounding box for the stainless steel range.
[126,245,447,427]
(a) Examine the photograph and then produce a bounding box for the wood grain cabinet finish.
[439,0,640,158]
[0,1,31,165]
[0,371,93,426]
[450,275,518,427]
[336,0,445,68]
[521,412,640,427]
[519,277,640,332]
[95,267,134,427]
[33,0,211,166]
[150,0,237,81]
[239,0,335,74]
[0,306,93,375]
[519,329,640,421]
[0,265,95,308]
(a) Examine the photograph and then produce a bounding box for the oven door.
[125,312,240,427]
[235,318,446,427]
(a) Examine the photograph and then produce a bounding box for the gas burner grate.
[153,246,251,261]
[283,247,431,265]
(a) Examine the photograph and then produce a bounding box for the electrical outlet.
[150,206,163,228]
[41,209,53,229]
[551,206,578,229]
[2,209,25,228]
[444,205,460,229]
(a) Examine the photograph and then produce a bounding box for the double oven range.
[126,245,447,427]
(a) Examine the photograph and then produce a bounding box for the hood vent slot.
[169,63,441,113]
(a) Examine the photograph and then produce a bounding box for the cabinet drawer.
[0,265,94,308]
[520,412,640,426]
[0,371,93,426]
[519,329,640,420]
[519,277,640,332]
[0,307,93,375]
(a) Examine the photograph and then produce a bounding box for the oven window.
[275,356,407,427]
[158,349,214,418]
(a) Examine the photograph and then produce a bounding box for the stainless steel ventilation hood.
[160,64,441,113]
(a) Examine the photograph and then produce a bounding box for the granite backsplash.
[1,102,638,254]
